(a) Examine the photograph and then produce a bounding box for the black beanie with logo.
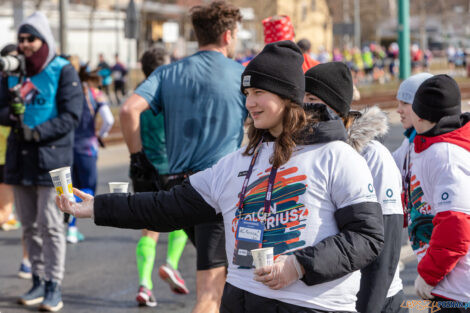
[304,62,353,117]
[241,40,305,105]
[412,74,461,123]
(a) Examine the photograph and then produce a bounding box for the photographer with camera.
[0,12,83,312]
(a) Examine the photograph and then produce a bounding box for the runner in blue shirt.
[120,2,246,312]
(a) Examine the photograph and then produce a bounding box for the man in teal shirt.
[131,47,190,306]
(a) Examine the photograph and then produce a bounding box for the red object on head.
[262,15,295,44]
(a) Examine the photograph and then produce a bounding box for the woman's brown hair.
[342,111,362,129]
[243,100,309,168]
[79,64,101,88]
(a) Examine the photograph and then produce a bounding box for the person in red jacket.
[297,39,320,72]
[410,75,470,310]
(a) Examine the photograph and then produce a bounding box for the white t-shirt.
[363,140,403,215]
[361,140,403,298]
[190,140,378,311]
[392,137,409,176]
[412,142,470,302]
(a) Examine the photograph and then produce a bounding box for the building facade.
[231,0,332,53]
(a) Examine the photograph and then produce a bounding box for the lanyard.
[237,139,278,222]
[402,145,412,213]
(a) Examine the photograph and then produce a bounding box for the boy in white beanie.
[393,73,434,261]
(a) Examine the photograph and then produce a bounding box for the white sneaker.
[66,227,78,244]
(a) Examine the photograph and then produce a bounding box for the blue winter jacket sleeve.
[34,64,83,142]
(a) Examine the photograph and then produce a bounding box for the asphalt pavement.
[0,121,423,313]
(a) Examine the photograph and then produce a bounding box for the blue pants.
[68,153,97,226]
[72,152,97,196]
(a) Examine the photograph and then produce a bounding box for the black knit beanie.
[18,24,45,42]
[304,62,353,117]
[412,74,461,123]
[241,40,305,105]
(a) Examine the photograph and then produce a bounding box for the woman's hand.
[55,188,94,218]
[253,254,304,290]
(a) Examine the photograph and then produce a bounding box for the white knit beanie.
[396,73,433,104]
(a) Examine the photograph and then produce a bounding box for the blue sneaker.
[18,260,32,279]
[39,280,63,312]
[18,274,44,305]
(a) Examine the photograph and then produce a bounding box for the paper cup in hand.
[108,182,129,193]
[251,247,274,269]
[49,167,75,202]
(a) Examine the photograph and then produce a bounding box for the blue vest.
[8,56,69,128]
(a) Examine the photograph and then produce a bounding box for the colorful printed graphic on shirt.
[20,80,39,105]
[232,166,308,257]
[407,173,434,259]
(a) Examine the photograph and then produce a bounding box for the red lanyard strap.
[402,146,412,213]
[237,139,278,221]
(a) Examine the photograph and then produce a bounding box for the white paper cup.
[108,182,129,193]
[251,247,274,269]
[49,167,75,202]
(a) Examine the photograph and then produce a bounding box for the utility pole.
[88,0,97,62]
[398,0,410,79]
[59,0,68,55]
[343,0,351,48]
[354,0,361,48]
[115,0,120,56]
[13,0,24,30]
[419,0,427,51]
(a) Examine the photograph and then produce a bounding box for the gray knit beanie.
[396,72,433,104]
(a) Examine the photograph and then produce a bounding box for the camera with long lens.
[0,55,25,73]
[0,54,27,137]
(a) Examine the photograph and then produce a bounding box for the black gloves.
[129,151,161,191]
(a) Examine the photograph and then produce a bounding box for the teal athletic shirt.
[140,110,169,175]
[136,50,247,174]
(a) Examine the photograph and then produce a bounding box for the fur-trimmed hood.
[347,106,389,153]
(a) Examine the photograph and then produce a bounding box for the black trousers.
[381,291,407,313]
[220,282,354,313]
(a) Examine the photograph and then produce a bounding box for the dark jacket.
[0,61,83,186]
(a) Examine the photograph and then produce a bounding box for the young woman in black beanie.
[304,62,406,313]
[56,41,384,313]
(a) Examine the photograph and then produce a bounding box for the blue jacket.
[0,56,83,186]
